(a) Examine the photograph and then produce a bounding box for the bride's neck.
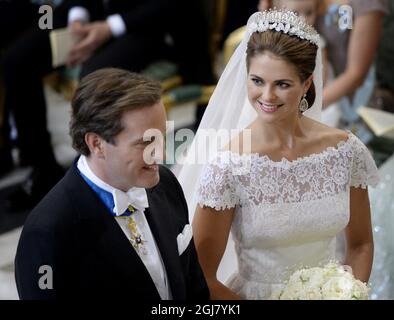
[252,115,307,150]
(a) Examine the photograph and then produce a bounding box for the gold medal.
[126,215,147,255]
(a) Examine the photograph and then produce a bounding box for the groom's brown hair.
[69,68,162,156]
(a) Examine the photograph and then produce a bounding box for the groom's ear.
[85,132,106,159]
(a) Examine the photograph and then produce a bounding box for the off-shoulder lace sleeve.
[197,152,240,211]
[350,134,380,188]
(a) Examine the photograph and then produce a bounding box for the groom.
[14,68,209,300]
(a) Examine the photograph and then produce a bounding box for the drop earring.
[299,93,309,113]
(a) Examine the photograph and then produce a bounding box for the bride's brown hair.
[246,30,318,108]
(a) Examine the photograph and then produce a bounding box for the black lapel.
[145,187,186,300]
[64,163,161,299]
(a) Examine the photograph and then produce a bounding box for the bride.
[177,10,380,299]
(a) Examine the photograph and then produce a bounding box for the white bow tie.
[112,188,149,216]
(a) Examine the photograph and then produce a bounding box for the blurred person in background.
[316,0,388,137]
[0,0,213,211]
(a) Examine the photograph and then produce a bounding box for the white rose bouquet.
[271,262,369,300]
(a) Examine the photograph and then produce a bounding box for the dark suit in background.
[0,0,41,175]
[0,0,213,210]
[1,0,174,170]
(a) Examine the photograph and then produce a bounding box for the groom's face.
[100,101,167,191]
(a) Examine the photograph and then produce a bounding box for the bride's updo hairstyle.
[246,30,318,109]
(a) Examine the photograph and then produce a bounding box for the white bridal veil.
[177,11,323,282]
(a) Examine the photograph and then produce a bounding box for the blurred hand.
[69,20,88,38]
[66,21,112,68]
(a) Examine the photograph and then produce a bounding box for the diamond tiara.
[247,9,320,46]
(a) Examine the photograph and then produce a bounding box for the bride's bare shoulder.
[308,118,349,145]
[223,118,349,153]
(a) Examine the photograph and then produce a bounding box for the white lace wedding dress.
[197,131,379,299]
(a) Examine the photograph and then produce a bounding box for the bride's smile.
[179,11,378,300]
[256,101,284,113]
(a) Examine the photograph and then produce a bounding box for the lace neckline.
[220,130,354,166]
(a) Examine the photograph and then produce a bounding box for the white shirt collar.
[77,155,149,215]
